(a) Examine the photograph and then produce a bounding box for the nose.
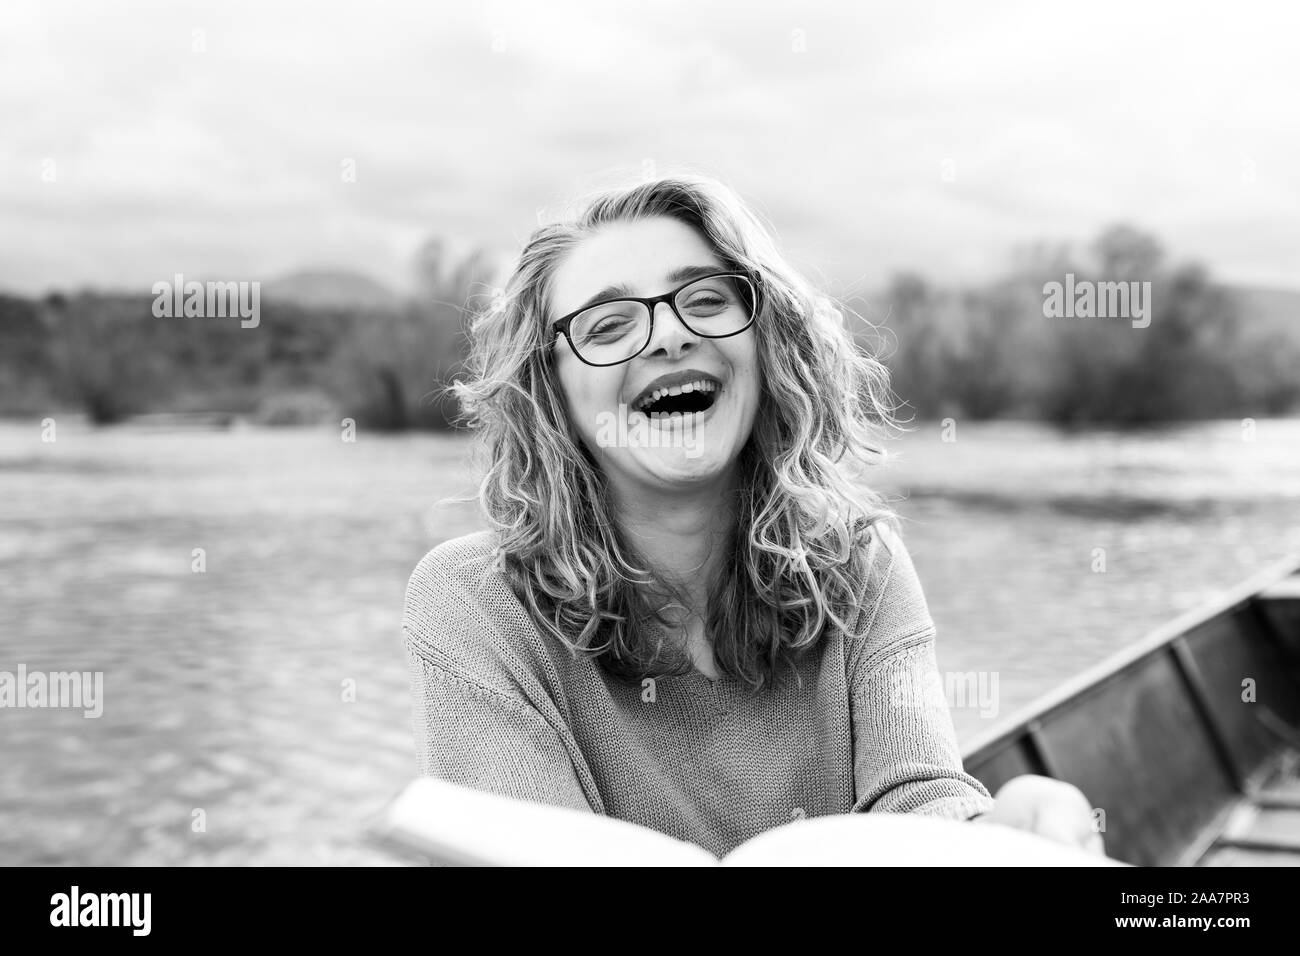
[643,300,700,359]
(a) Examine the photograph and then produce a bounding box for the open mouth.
[635,387,720,417]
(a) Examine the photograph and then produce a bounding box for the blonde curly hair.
[444,169,903,692]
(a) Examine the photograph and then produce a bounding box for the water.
[2,418,1298,865]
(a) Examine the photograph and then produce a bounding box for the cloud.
[2,0,1298,295]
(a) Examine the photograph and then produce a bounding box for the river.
[2,418,1298,864]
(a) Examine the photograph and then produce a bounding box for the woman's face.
[549,216,760,498]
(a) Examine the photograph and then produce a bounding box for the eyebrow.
[566,264,726,316]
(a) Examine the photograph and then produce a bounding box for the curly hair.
[442,168,903,694]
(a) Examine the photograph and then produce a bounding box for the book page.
[369,776,719,866]
[719,812,1130,866]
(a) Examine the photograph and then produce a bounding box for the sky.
[2,0,1298,298]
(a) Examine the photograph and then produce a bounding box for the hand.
[975,774,1104,855]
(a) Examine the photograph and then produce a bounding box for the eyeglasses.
[551,271,759,367]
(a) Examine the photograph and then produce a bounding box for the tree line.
[1,225,1295,429]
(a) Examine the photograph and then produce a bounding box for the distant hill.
[261,269,403,311]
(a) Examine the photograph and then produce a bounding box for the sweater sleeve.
[846,524,996,820]
[404,645,594,812]
[401,550,595,814]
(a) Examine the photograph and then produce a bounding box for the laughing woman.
[401,171,1100,860]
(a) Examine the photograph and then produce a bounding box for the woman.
[402,171,1100,860]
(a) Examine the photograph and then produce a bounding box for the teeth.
[634,379,718,411]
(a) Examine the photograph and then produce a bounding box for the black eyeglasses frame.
[550,271,761,368]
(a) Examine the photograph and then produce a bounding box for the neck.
[611,468,739,618]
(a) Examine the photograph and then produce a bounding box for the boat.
[961,551,1300,866]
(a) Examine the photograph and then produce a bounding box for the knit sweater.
[400,523,995,859]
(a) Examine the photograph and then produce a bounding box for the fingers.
[990,774,1103,853]
[1035,801,1100,852]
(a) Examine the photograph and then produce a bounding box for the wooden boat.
[962,551,1300,866]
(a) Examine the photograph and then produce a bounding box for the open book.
[368,776,1128,866]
